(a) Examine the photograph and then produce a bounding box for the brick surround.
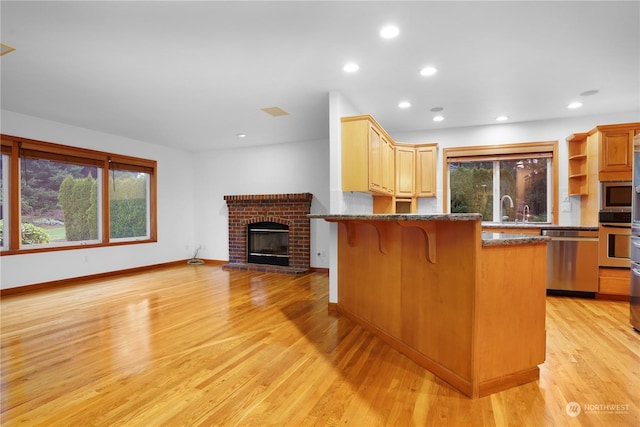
[222,193,313,274]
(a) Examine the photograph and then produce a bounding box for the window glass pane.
[20,158,100,246]
[109,170,149,239]
[500,158,548,222]
[449,161,494,221]
[0,154,7,249]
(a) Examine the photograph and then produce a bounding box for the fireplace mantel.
[223,193,313,274]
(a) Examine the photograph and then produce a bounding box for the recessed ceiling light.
[236,133,246,138]
[433,115,444,122]
[343,62,359,73]
[420,66,437,76]
[567,102,583,109]
[380,25,400,39]
[398,101,411,109]
[580,89,599,97]
[496,116,509,122]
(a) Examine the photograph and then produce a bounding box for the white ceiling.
[1,1,639,153]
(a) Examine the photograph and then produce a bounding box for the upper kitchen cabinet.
[342,115,395,195]
[567,132,589,196]
[595,123,640,181]
[567,122,639,226]
[567,123,640,196]
[394,142,438,198]
[342,115,439,213]
[415,143,438,198]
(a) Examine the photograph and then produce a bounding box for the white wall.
[326,91,377,302]
[1,109,331,289]
[2,104,636,291]
[192,137,330,268]
[391,111,640,224]
[0,110,197,289]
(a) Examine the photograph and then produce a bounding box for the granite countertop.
[481,232,550,247]
[309,213,482,221]
[310,215,596,230]
[482,222,598,231]
[310,214,549,247]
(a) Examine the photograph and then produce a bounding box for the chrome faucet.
[500,195,514,222]
[522,204,530,223]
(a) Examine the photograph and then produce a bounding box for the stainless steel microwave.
[602,181,632,210]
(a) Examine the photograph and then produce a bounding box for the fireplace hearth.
[222,193,312,274]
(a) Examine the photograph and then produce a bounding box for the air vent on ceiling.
[261,106,289,117]
[0,43,16,56]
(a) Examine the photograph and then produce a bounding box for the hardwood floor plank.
[1,265,639,426]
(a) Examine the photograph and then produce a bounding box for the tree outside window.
[449,161,493,220]
[109,170,149,239]
[449,155,550,223]
[22,158,100,245]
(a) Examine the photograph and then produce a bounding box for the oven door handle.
[600,223,632,229]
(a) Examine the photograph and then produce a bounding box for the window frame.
[443,141,558,224]
[0,152,9,250]
[108,168,152,242]
[0,134,157,255]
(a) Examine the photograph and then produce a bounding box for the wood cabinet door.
[416,145,437,197]
[368,124,382,192]
[381,136,395,194]
[395,146,415,197]
[600,129,633,174]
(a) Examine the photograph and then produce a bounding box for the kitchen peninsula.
[312,213,549,398]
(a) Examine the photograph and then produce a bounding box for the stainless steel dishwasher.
[541,229,599,292]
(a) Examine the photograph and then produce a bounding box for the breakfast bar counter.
[311,213,548,398]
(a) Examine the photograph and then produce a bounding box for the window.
[444,142,557,223]
[0,152,8,250]
[21,157,101,247]
[109,169,150,240]
[449,160,494,220]
[0,135,157,254]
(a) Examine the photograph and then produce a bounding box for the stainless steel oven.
[598,211,631,268]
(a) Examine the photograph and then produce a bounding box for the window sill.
[0,238,157,256]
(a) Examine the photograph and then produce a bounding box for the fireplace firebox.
[247,222,289,266]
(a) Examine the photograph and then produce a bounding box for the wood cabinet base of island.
[328,217,547,398]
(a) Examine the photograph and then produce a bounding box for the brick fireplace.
[222,193,313,274]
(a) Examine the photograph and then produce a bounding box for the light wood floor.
[1,265,639,426]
